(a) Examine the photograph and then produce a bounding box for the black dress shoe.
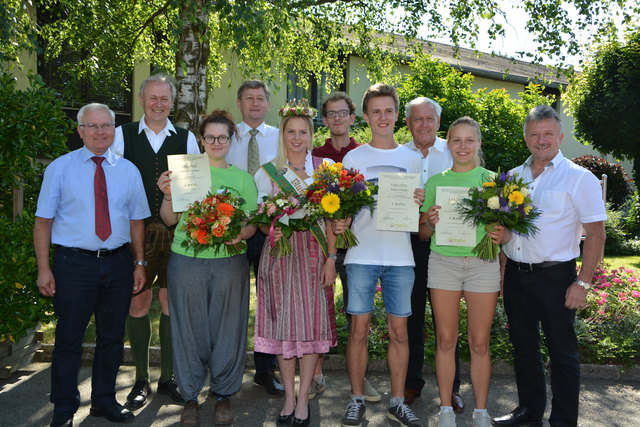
[158,378,185,403]
[292,404,310,427]
[125,379,150,410]
[492,406,543,426]
[50,412,73,427]
[90,403,135,423]
[254,371,285,394]
[452,392,465,413]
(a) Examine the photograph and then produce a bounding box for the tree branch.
[129,0,173,51]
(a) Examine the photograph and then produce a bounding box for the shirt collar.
[138,115,176,136]
[523,150,565,169]
[406,136,447,153]
[81,146,118,165]
[238,121,267,137]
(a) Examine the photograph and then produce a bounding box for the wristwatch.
[327,253,338,261]
[134,260,148,267]
[576,279,591,290]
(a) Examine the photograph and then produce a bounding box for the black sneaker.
[158,378,185,403]
[387,402,422,426]
[125,379,150,410]
[253,371,285,394]
[341,397,366,426]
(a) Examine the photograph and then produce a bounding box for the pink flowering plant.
[576,265,640,365]
[248,192,311,257]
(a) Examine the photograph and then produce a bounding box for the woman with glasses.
[157,109,257,426]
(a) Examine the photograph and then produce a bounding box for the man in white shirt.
[340,83,424,427]
[402,97,463,411]
[226,80,284,395]
[490,105,606,427]
[112,74,199,410]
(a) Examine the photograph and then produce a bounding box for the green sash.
[261,162,328,256]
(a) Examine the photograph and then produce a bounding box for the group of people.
[35,74,606,427]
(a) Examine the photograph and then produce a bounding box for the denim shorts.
[345,264,414,317]
[427,252,500,293]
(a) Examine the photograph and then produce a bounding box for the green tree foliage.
[398,54,553,172]
[571,154,632,209]
[565,29,640,182]
[0,0,38,66]
[26,0,637,132]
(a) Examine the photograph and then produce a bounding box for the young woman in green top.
[419,117,499,427]
[156,110,257,426]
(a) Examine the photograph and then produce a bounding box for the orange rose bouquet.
[180,188,248,256]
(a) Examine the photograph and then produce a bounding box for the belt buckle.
[518,262,534,272]
[96,248,109,258]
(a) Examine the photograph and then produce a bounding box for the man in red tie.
[34,103,150,427]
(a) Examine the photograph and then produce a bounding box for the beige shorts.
[427,252,500,293]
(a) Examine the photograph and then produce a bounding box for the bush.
[604,205,640,255]
[571,155,632,209]
[624,190,640,237]
[0,72,72,341]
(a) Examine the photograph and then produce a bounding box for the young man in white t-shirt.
[339,83,424,427]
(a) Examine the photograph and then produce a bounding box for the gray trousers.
[167,252,249,400]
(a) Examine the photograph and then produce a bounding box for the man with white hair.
[35,103,150,426]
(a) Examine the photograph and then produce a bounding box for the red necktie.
[92,157,112,241]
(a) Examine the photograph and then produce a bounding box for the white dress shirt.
[112,116,199,157]
[503,151,607,263]
[227,121,279,172]
[405,137,453,185]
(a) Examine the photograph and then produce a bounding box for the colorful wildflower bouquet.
[248,192,310,257]
[180,188,248,257]
[457,170,542,260]
[305,161,377,249]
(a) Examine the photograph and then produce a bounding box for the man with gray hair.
[112,73,200,409]
[489,105,606,427]
[35,103,150,426]
[403,97,464,412]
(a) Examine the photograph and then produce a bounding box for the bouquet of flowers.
[180,188,248,257]
[457,169,542,260]
[305,161,377,249]
[248,192,310,257]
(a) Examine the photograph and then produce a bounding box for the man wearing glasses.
[35,103,150,426]
[112,73,200,410]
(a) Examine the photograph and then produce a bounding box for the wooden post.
[12,181,24,220]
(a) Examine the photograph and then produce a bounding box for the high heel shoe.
[292,404,310,426]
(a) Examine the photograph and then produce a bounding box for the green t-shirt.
[171,165,258,259]
[422,166,494,257]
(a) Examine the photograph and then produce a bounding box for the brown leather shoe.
[451,392,465,413]
[214,397,234,425]
[404,387,421,405]
[181,400,200,427]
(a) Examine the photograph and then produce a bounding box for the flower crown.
[278,99,318,119]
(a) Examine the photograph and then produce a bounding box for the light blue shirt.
[36,146,151,250]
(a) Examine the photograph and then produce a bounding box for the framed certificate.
[376,172,421,232]
[435,186,476,246]
[167,154,212,212]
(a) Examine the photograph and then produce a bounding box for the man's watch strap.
[576,279,591,290]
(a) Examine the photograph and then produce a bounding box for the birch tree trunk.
[173,0,210,133]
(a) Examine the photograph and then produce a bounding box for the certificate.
[376,172,420,232]
[435,186,476,246]
[167,154,211,212]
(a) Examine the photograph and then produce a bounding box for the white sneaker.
[363,377,381,402]
[308,375,326,399]
[472,412,492,427]
[438,411,456,427]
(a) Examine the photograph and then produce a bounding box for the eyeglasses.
[325,110,350,119]
[202,135,231,145]
[80,123,115,131]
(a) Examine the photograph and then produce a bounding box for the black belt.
[54,243,129,258]
[507,258,573,272]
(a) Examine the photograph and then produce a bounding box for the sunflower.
[508,191,525,205]
[482,181,496,187]
[321,193,341,214]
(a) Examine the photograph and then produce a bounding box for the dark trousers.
[246,231,277,373]
[406,234,461,392]
[336,248,349,324]
[50,246,133,414]
[503,259,579,427]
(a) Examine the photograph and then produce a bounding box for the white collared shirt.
[227,121,279,172]
[503,151,607,263]
[112,116,199,157]
[405,137,453,185]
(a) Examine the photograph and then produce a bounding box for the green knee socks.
[127,314,151,381]
[159,313,173,383]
